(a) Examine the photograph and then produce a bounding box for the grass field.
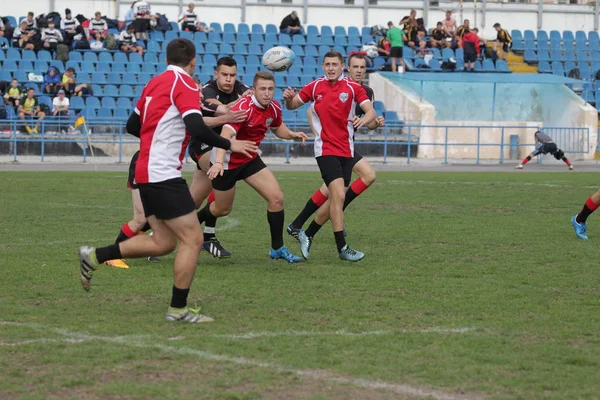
[1,170,600,400]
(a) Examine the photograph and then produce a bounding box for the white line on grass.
[0,321,476,400]
[46,202,132,210]
[216,327,478,340]
[0,338,89,346]
[0,218,240,248]
[383,179,598,189]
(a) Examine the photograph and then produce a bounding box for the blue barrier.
[0,119,590,164]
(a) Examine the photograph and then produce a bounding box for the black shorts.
[464,50,477,63]
[127,151,140,189]
[351,152,363,167]
[211,156,267,192]
[188,140,213,171]
[133,19,151,33]
[390,46,403,58]
[502,43,511,53]
[316,156,353,187]
[540,143,558,155]
[137,178,196,220]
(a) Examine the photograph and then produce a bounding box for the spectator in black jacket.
[279,11,302,36]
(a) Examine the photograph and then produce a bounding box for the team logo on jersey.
[265,118,273,126]
[339,92,349,103]
[200,143,209,150]
[316,94,323,101]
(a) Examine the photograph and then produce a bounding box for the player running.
[104,79,247,270]
[571,190,600,240]
[196,56,253,259]
[196,71,308,263]
[515,130,573,170]
[78,38,258,323]
[287,53,385,242]
[283,51,377,262]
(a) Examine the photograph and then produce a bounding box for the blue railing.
[0,119,589,164]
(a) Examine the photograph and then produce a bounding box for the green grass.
[1,171,600,399]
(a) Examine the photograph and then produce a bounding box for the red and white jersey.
[134,65,200,184]
[298,76,369,158]
[211,95,282,170]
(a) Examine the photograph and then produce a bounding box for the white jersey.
[61,17,79,31]
[119,31,135,45]
[133,1,151,19]
[52,96,70,112]
[90,18,108,32]
[42,28,63,43]
[179,9,200,26]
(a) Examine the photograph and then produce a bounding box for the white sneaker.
[515,164,523,169]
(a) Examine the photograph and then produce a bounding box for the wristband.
[214,161,223,165]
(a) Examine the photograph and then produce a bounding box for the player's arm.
[354,101,377,130]
[366,115,385,130]
[202,86,223,105]
[272,122,308,143]
[207,125,236,179]
[283,87,303,110]
[203,109,247,128]
[126,111,141,137]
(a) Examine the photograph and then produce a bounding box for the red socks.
[586,197,599,212]
[122,223,137,238]
[349,178,370,196]
[311,189,328,207]
[207,190,215,204]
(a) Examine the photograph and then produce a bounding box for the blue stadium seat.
[246,55,261,66]
[251,24,264,35]
[127,63,141,74]
[200,65,214,75]
[303,45,318,58]
[306,35,320,46]
[589,31,600,45]
[237,33,251,45]
[524,39,536,50]
[307,25,319,37]
[203,54,217,65]
[250,33,264,45]
[583,89,596,104]
[580,63,592,79]
[565,50,577,62]
[107,72,122,85]
[7,48,21,60]
[209,32,222,44]
[130,53,143,64]
[144,53,158,64]
[538,61,551,73]
[576,39,588,51]
[97,108,113,119]
[17,60,32,72]
[303,66,317,76]
[265,24,278,35]
[552,61,565,76]
[348,27,360,38]
[591,52,600,62]
[538,39,550,51]
[320,35,334,46]
[205,43,219,54]
[165,31,178,42]
[524,30,535,41]
[115,97,132,112]
[275,75,286,87]
[537,30,549,43]
[524,50,537,63]
[180,31,193,41]
[0,70,13,82]
[238,23,250,34]
[83,52,98,63]
[86,96,101,110]
[334,36,348,46]
[563,30,575,42]
[304,56,317,67]
[564,40,576,51]
[291,44,304,57]
[348,36,361,47]
[292,35,306,45]
[119,83,135,98]
[578,51,591,63]
[549,31,561,43]
[280,34,292,46]
[113,53,128,64]
[146,40,160,53]
[142,63,156,74]
[150,31,165,42]
[286,74,301,88]
[114,108,129,119]
[49,60,64,72]
[14,70,28,83]
[441,48,454,60]
[403,47,415,60]
[223,23,235,33]
[223,32,236,44]
[81,61,96,74]
[537,50,550,62]
[34,61,49,74]
[21,50,36,61]
[333,46,347,57]
[135,85,144,96]
[65,61,80,72]
[481,59,496,72]
[91,72,106,84]
[383,111,399,122]
[220,43,233,54]
[91,84,103,96]
[102,84,118,97]
[234,43,248,55]
[245,65,259,75]
[101,97,117,109]
[249,43,263,56]
[70,96,85,111]
[321,26,333,37]
[232,54,245,67]
[98,52,113,63]
[194,31,208,44]
[334,26,347,36]
[96,62,111,73]
[300,75,313,86]
[169,22,180,31]
[38,96,52,109]
[112,62,127,73]
[550,50,563,62]
[565,61,577,72]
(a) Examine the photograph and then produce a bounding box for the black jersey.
[355,84,374,117]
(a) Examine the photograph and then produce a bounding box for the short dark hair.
[437,21,443,26]
[493,23,501,28]
[216,56,237,70]
[11,78,18,82]
[322,51,344,64]
[28,12,34,17]
[253,71,275,87]
[473,28,479,33]
[66,67,75,73]
[348,53,366,66]
[166,38,196,68]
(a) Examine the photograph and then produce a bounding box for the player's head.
[348,54,367,83]
[214,56,238,94]
[11,78,19,87]
[252,71,275,107]
[445,10,452,18]
[493,23,501,31]
[463,19,470,27]
[26,88,35,98]
[188,2,195,11]
[94,11,102,21]
[322,51,344,82]
[166,38,197,76]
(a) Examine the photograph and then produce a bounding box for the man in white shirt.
[42,20,63,49]
[178,3,204,32]
[90,11,108,42]
[119,24,144,55]
[132,0,151,41]
[52,89,70,117]
[61,9,82,46]
[13,20,36,50]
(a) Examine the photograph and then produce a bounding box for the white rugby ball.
[262,46,296,72]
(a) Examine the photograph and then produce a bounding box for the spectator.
[179,2,204,32]
[18,88,45,134]
[386,21,406,72]
[3,79,23,107]
[493,23,512,61]
[12,20,37,50]
[124,1,137,28]
[52,89,70,117]
[43,67,61,95]
[61,8,82,46]
[0,17,5,38]
[132,0,152,41]
[400,9,417,30]
[377,37,391,57]
[462,28,480,72]
[456,19,471,48]
[279,11,302,36]
[414,39,431,59]
[430,22,450,49]
[89,12,108,42]
[61,67,91,97]
[119,24,144,55]
[25,12,37,31]
[404,19,419,48]
[42,20,63,49]
[442,10,456,36]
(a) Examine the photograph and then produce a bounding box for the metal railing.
[0,119,589,164]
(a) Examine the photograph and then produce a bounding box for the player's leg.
[553,148,573,170]
[190,168,212,209]
[571,188,600,240]
[516,147,543,169]
[243,165,302,263]
[287,184,329,237]
[197,179,236,258]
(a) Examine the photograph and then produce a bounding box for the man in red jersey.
[283,51,376,262]
[78,38,258,323]
[196,71,308,263]
[287,53,384,243]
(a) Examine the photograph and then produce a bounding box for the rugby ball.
[262,46,296,72]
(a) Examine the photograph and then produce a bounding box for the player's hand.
[283,87,297,101]
[375,116,385,127]
[225,109,248,123]
[207,162,224,180]
[290,132,309,145]
[352,116,367,130]
[229,138,258,158]
[241,89,254,97]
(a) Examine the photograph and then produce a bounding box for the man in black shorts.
[462,28,480,72]
[515,130,573,170]
[284,51,376,262]
[78,38,257,324]
[493,23,512,61]
[287,54,384,241]
[197,56,253,258]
